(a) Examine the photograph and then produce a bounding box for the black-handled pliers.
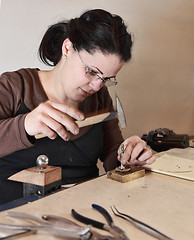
[72,204,129,240]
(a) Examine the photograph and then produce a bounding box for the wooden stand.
[8,165,62,197]
[107,166,145,183]
[8,166,61,186]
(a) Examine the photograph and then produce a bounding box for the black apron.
[0,72,103,205]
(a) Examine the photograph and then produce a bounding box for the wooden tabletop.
[0,148,194,239]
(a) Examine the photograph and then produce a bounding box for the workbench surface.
[0,149,194,239]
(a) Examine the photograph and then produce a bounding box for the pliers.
[72,204,129,240]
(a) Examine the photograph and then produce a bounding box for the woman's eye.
[85,67,97,76]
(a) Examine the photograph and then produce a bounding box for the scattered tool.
[4,211,115,239]
[42,214,116,239]
[3,211,91,239]
[0,228,35,239]
[35,95,126,139]
[8,155,62,197]
[110,206,173,240]
[72,204,129,240]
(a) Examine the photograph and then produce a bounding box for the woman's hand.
[117,135,156,166]
[24,100,84,141]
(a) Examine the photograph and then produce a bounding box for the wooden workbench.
[0,149,194,239]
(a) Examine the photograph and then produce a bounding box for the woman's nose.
[89,79,104,92]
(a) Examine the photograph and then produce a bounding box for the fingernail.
[130,158,135,163]
[65,136,69,141]
[74,129,79,135]
[121,159,125,165]
[79,115,84,120]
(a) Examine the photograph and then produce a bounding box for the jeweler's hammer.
[35,95,126,139]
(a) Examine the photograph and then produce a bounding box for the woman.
[0,9,155,205]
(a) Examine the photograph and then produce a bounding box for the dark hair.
[38,9,133,66]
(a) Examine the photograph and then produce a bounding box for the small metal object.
[120,144,125,170]
[115,167,131,173]
[115,144,131,172]
[36,155,49,169]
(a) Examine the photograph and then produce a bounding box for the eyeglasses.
[75,49,117,87]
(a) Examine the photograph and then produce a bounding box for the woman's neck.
[38,70,59,100]
[38,69,79,108]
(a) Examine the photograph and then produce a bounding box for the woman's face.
[59,47,124,103]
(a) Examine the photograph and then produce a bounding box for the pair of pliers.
[72,204,129,240]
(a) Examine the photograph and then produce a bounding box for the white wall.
[0,0,194,138]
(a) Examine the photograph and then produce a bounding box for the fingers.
[118,136,145,164]
[130,141,146,162]
[24,100,85,141]
[129,148,156,166]
[117,135,156,166]
[38,112,70,141]
[144,154,156,165]
[41,101,82,135]
[49,101,84,121]
[137,147,153,162]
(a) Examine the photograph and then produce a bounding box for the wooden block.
[35,111,116,139]
[8,166,62,186]
[107,167,145,183]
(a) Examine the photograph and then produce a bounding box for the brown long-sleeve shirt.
[0,68,124,171]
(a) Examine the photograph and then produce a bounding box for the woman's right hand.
[24,100,85,141]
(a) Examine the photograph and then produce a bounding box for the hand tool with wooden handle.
[35,95,126,139]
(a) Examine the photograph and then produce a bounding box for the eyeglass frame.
[75,48,118,87]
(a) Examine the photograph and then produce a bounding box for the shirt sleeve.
[0,73,34,157]
[98,87,124,171]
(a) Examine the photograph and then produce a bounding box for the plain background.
[0,0,194,140]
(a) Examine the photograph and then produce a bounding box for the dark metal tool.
[111,206,173,240]
[141,128,189,152]
[72,204,129,240]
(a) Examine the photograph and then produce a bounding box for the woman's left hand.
[117,135,156,166]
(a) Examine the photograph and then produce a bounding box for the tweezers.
[72,204,129,240]
[111,206,173,240]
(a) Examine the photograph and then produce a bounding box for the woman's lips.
[80,88,91,97]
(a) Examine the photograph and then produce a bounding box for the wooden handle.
[35,112,117,139]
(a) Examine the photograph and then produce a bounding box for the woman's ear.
[62,38,73,57]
